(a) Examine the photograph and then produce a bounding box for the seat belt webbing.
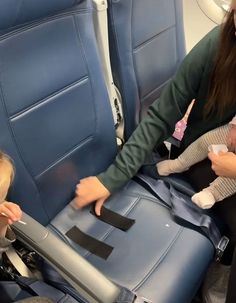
[66,226,113,260]
[90,206,135,231]
[135,174,227,256]
[5,246,34,278]
[16,276,78,303]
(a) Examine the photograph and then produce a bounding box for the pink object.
[172,99,195,141]
[172,119,187,141]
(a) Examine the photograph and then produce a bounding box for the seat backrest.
[108,0,186,139]
[0,0,117,225]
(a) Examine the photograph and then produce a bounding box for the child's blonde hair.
[0,151,15,183]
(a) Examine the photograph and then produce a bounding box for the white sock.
[156,159,188,176]
[191,190,216,209]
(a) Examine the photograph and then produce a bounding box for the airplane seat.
[107,0,199,218]
[0,0,118,225]
[0,0,214,302]
[107,0,186,139]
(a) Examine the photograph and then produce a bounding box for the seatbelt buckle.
[134,295,152,303]
[215,236,229,262]
[115,288,152,303]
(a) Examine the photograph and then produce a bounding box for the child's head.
[0,152,15,203]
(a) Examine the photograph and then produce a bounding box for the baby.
[157,119,236,209]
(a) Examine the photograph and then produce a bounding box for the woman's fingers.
[95,198,106,216]
[74,176,110,210]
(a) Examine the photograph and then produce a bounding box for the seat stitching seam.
[0,10,92,41]
[35,135,93,179]
[83,193,173,258]
[72,15,99,138]
[82,195,141,259]
[0,69,50,221]
[48,224,71,245]
[133,24,175,53]
[133,227,184,291]
[141,77,172,102]
[10,76,89,120]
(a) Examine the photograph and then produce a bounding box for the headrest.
[0,0,87,32]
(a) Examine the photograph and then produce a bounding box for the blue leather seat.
[0,1,214,302]
[107,0,186,139]
[0,0,117,224]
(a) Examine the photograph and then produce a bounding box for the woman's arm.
[98,26,220,193]
[75,27,220,215]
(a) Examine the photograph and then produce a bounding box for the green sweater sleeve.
[98,26,220,193]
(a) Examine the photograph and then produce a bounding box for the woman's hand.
[226,124,236,151]
[74,176,110,216]
[208,151,236,178]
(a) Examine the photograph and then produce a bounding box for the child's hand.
[227,124,236,151]
[0,201,22,225]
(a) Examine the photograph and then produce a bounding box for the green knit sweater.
[98,26,236,193]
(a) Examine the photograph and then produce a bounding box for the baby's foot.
[191,190,216,209]
[156,159,187,176]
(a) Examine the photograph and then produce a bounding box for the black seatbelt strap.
[66,226,113,260]
[90,206,135,231]
[135,174,229,260]
[17,278,152,303]
[16,276,78,303]
[133,175,171,209]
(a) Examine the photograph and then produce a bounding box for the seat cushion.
[49,180,214,303]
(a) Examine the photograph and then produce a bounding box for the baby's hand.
[0,201,22,225]
[227,124,236,151]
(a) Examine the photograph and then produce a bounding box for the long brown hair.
[205,9,236,118]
